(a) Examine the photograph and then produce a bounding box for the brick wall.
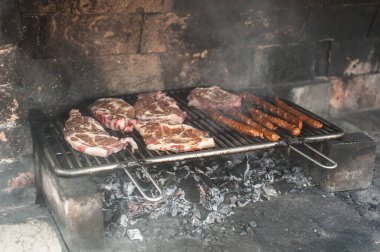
[13,0,380,114]
[1,0,380,162]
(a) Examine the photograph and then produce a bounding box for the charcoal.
[229,155,250,180]
[197,173,215,188]
[237,197,251,207]
[204,212,224,225]
[248,220,257,229]
[255,157,276,170]
[179,177,200,203]
[224,193,239,206]
[95,149,313,240]
[119,214,129,228]
[251,188,261,203]
[175,167,190,178]
[122,181,136,196]
[261,184,278,199]
[107,223,127,238]
[127,229,143,241]
[217,203,234,216]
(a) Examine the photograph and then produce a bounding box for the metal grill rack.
[39,88,344,201]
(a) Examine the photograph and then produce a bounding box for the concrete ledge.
[40,157,104,251]
[304,132,376,192]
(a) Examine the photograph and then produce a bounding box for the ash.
[95,149,312,241]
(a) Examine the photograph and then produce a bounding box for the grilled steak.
[64,109,137,157]
[134,91,186,124]
[134,121,215,152]
[90,98,136,132]
[187,86,241,110]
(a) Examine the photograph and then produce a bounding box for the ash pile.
[95,149,312,241]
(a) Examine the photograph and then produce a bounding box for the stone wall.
[1,0,380,161]
[13,0,380,114]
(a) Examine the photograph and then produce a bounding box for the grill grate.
[40,88,344,177]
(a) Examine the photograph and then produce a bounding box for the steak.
[134,121,215,152]
[90,98,136,132]
[63,109,137,157]
[187,86,241,110]
[134,91,186,124]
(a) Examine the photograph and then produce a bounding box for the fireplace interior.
[0,0,380,251]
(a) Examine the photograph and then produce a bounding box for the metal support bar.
[123,165,164,202]
[289,143,338,169]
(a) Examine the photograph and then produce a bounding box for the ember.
[95,149,312,240]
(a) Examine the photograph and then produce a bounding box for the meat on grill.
[274,97,323,129]
[90,98,136,132]
[134,121,215,152]
[207,109,264,139]
[224,109,280,142]
[134,91,186,124]
[63,109,137,157]
[240,92,303,129]
[187,86,241,110]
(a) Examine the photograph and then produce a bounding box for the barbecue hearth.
[0,0,379,251]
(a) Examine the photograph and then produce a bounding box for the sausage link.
[248,108,301,136]
[274,97,323,129]
[241,92,303,129]
[207,110,264,138]
[246,107,276,130]
[224,109,280,142]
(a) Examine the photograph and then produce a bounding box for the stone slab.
[328,38,380,77]
[40,154,104,251]
[78,0,174,14]
[249,43,318,86]
[28,13,142,58]
[20,0,174,15]
[306,133,376,192]
[141,14,167,53]
[0,204,66,252]
[329,74,380,115]
[289,80,331,116]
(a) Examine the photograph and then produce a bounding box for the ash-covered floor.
[102,187,378,252]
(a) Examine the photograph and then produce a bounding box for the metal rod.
[289,143,338,169]
[123,166,164,202]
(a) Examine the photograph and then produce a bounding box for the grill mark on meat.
[134,121,215,152]
[90,98,136,132]
[187,86,241,110]
[63,109,137,157]
[134,91,186,124]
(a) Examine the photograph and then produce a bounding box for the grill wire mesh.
[41,88,344,173]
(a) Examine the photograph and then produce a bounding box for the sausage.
[224,109,280,142]
[274,97,323,129]
[207,109,265,139]
[241,92,303,129]
[248,108,301,136]
[245,106,277,130]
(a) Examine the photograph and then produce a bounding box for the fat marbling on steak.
[63,109,137,157]
[134,91,186,124]
[187,86,241,110]
[134,121,215,152]
[90,98,136,132]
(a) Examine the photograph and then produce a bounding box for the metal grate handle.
[123,165,164,202]
[289,143,338,169]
